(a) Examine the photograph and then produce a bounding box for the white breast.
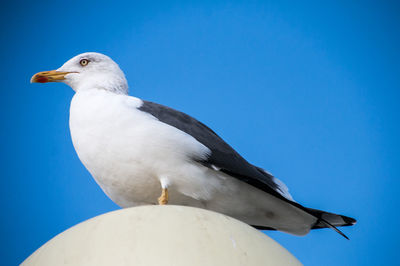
[69,90,217,206]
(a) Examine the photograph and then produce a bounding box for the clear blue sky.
[1,0,399,265]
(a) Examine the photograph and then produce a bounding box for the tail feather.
[252,207,356,240]
[319,218,349,240]
[306,207,356,240]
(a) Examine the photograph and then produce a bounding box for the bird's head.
[31,52,128,94]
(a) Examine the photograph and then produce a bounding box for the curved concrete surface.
[22,205,301,266]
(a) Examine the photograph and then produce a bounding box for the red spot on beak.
[35,76,49,83]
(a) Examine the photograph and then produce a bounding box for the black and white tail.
[306,207,356,240]
[254,167,356,239]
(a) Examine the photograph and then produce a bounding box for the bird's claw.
[158,188,169,205]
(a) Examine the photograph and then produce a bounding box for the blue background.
[1,1,399,265]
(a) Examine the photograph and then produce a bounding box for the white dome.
[22,206,301,266]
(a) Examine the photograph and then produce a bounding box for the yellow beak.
[30,70,74,83]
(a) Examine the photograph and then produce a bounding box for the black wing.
[139,100,356,238]
[139,100,282,195]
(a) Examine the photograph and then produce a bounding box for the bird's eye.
[80,59,89,66]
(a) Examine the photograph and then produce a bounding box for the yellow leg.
[158,188,169,205]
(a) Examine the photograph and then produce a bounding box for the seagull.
[31,52,355,238]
